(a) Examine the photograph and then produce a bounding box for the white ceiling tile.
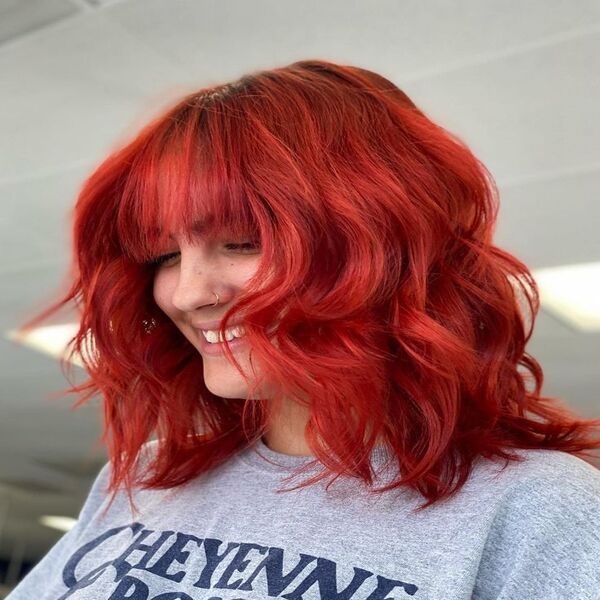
[0,9,192,181]
[1,163,92,260]
[495,169,600,268]
[0,260,70,332]
[104,0,600,82]
[404,32,600,184]
[0,0,79,46]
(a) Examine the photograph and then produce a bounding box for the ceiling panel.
[404,31,600,185]
[0,0,79,46]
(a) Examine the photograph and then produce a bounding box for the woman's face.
[152,233,268,399]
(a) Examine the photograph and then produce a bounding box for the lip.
[191,319,246,331]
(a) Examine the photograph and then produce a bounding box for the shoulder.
[478,449,600,552]
[470,450,600,598]
[138,438,160,465]
[85,438,160,498]
[488,448,600,503]
[470,447,600,493]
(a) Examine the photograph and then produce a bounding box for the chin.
[204,378,249,399]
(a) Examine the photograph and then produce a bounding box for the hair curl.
[19,58,600,514]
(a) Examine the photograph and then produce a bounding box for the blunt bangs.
[115,94,262,265]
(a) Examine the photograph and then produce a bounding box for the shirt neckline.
[236,436,394,477]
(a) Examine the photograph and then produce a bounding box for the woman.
[8,59,600,599]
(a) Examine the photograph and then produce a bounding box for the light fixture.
[39,515,77,532]
[532,261,600,332]
[5,322,92,368]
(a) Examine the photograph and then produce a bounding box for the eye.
[224,241,261,252]
[145,241,260,268]
[146,252,180,267]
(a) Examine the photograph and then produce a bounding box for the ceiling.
[1,0,599,565]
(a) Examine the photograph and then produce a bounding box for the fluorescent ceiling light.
[533,261,600,332]
[5,322,88,368]
[39,515,77,532]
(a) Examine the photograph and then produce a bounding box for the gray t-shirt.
[7,438,600,599]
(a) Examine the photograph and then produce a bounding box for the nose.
[170,253,220,313]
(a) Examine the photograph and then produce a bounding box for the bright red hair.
[19,59,600,514]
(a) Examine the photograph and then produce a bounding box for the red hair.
[19,59,600,514]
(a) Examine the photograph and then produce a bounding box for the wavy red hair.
[19,59,600,514]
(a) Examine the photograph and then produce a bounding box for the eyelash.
[146,242,260,267]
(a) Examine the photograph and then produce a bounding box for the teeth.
[202,325,246,344]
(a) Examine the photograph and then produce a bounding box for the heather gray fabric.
[7,438,600,599]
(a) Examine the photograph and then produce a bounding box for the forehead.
[167,218,213,241]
